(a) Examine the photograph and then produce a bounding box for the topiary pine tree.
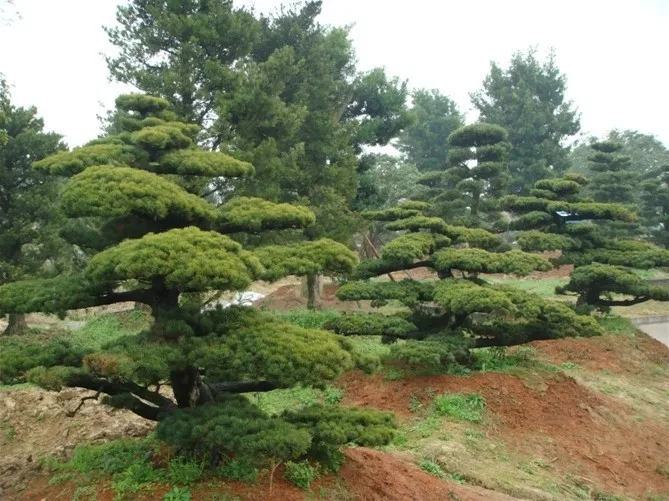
[416,123,510,228]
[0,94,396,465]
[323,201,601,372]
[501,174,669,309]
[639,165,669,249]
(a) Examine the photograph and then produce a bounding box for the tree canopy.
[0,82,67,334]
[471,49,580,194]
[325,200,601,371]
[0,94,396,465]
[501,174,669,309]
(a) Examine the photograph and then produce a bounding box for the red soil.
[338,369,669,499]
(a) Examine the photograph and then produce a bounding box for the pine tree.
[639,165,669,248]
[0,94,395,464]
[324,201,601,372]
[501,175,669,309]
[0,81,67,334]
[471,49,580,194]
[416,123,510,228]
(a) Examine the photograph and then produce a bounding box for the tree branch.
[596,296,651,307]
[208,381,278,395]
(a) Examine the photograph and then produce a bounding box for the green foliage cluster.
[471,49,581,194]
[156,396,396,469]
[329,200,601,370]
[503,172,669,309]
[0,93,378,470]
[433,393,486,423]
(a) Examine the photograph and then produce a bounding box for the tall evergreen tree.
[640,165,669,248]
[105,1,411,307]
[397,89,463,173]
[0,82,66,334]
[416,123,510,228]
[471,49,580,194]
[0,95,396,466]
[501,175,669,309]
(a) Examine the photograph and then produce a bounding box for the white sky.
[0,0,667,147]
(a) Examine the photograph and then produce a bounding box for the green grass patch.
[284,460,320,489]
[269,308,341,329]
[249,385,343,415]
[419,459,444,478]
[433,393,486,423]
[598,315,637,336]
[68,310,151,350]
[485,278,568,298]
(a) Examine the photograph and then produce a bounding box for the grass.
[598,315,638,336]
[433,393,486,423]
[269,308,340,329]
[485,277,568,298]
[249,385,343,415]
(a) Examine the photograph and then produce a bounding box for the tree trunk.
[3,313,28,335]
[170,366,215,408]
[304,274,322,310]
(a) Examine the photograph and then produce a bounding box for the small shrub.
[419,460,443,478]
[446,472,465,484]
[111,462,163,499]
[166,458,204,486]
[433,393,485,423]
[324,386,343,405]
[163,487,192,501]
[62,438,157,475]
[284,460,320,489]
[218,457,259,483]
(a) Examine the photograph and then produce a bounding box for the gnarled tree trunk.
[3,313,28,335]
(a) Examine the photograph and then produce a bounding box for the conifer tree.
[0,95,395,465]
[0,81,66,334]
[416,123,510,228]
[639,165,669,248]
[324,201,601,371]
[501,175,669,309]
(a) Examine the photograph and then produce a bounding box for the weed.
[464,429,484,440]
[270,309,340,329]
[111,461,163,499]
[382,366,405,380]
[4,425,16,439]
[598,315,637,336]
[446,472,466,484]
[433,393,486,423]
[438,433,454,441]
[419,459,444,478]
[472,346,540,372]
[166,458,204,486]
[72,485,97,501]
[408,393,423,413]
[252,387,321,415]
[390,433,408,447]
[218,457,258,483]
[48,472,74,485]
[324,386,343,405]
[593,491,625,501]
[656,465,669,478]
[410,416,442,438]
[517,462,537,475]
[285,460,320,489]
[560,362,580,370]
[61,438,157,475]
[163,487,192,501]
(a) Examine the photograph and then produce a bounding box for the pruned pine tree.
[323,201,601,372]
[586,140,638,238]
[501,175,669,310]
[640,165,669,248]
[0,94,395,467]
[416,123,510,228]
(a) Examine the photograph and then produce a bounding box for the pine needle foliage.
[502,174,669,309]
[0,94,395,464]
[326,202,601,370]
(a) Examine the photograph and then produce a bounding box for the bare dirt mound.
[339,447,521,501]
[529,331,669,374]
[339,370,669,499]
[0,388,153,495]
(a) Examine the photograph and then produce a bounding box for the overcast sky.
[0,0,667,147]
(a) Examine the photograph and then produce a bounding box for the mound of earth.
[338,333,669,500]
[0,388,153,495]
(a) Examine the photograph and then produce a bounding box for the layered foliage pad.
[557,263,669,308]
[415,123,510,227]
[328,201,600,369]
[0,94,380,465]
[503,174,669,308]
